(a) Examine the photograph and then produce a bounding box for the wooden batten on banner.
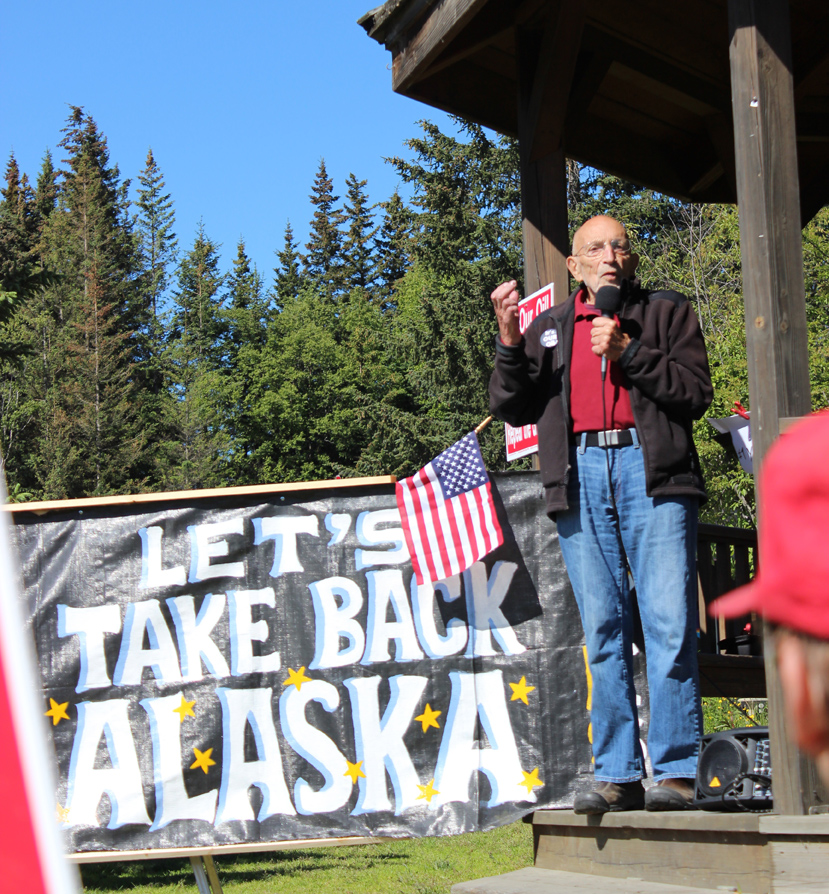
[66,835,384,864]
[2,475,398,516]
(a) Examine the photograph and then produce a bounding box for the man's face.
[566,216,639,303]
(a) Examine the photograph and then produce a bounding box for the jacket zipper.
[621,292,650,496]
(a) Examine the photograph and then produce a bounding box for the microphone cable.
[595,285,633,595]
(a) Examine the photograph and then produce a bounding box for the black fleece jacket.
[489,284,713,517]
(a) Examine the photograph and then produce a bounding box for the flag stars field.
[509,676,535,705]
[283,666,313,691]
[415,703,442,732]
[44,698,70,725]
[396,431,504,586]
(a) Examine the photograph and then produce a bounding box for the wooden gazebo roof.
[360,0,829,223]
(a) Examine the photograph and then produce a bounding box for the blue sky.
[0,1,459,283]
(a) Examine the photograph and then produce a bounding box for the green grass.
[78,820,533,894]
[702,697,768,733]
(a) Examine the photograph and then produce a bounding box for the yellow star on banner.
[173,695,196,722]
[520,767,543,795]
[416,779,440,803]
[283,666,313,691]
[509,676,535,705]
[190,747,216,774]
[415,703,442,733]
[55,803,70,823]
[44,698,70,726]
[344,760,366,784]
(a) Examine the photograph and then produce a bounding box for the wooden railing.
[696,523,765,698]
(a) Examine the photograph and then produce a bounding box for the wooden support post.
[189,855,223,894]
[727,0,816,815]
[203,855,223,893]
[515,21,572,471]
[519,144,569,301]
[515,25,571,303]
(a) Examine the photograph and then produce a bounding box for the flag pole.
[475,415,493,435]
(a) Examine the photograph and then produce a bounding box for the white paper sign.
[709,414,753,474]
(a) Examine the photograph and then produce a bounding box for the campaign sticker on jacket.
[540,329,558,348]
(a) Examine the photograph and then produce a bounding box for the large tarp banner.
[12,472,647,854]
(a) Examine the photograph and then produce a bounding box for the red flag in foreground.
[0,482,80,893]
[396,431,504,585]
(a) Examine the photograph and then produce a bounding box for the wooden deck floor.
[454,811,829,894]
[452,867,725,893]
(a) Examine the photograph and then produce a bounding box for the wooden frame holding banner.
[5,472,601,870]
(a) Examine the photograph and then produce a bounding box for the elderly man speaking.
[489,215,713,813]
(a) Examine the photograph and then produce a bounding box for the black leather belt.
[574,429,635,448]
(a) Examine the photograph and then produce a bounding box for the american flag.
[396,432,504,585]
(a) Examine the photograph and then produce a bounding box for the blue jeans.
[556,432,702,782]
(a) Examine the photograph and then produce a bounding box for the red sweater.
[569,288,635,433]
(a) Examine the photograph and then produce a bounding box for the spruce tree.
[0,155,52,323]
[63,258,146,495]
[224,239,267,358]
[0,155,39,319]
[130,150,180,487]
[167,224,225,363]
[341,173,376,293]
[135,148,178,320]
[0,155,39,492]
[56,107,137,300]
[378,119,523,474]
[34,151,57,232]
[274,221,301,308]
[239,281,345,482]
[164,224,226,490]
[389,118,522,279]
[302,159,343,299]
[373,189,412,309]
[217,239,271,485]
[28,107,146,498]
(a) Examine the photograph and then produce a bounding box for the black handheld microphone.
[594,284,622,381]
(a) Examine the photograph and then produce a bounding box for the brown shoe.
[573,780,645,815]
[644,777,696,811]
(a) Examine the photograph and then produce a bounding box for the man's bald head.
[571,215,628,256]
[567,215,639,303]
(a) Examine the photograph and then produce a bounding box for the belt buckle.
[598,429,621,448]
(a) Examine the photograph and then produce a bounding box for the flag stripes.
[396,432,503,586]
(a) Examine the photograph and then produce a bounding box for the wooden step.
[529,810,829,894]
[452,867,724,894]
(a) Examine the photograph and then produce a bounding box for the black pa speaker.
[693,727,772,811]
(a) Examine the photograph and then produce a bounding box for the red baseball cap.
[710,409,829,638]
